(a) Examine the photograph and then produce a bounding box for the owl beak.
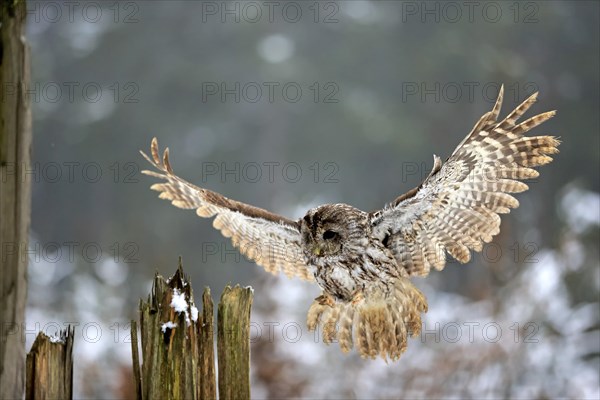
[312,244,322,256]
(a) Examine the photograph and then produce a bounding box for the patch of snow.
[161,321,177,333]
[190,305,199,322]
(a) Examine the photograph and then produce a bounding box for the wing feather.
[141,138,313,281]
[371,85,560,276]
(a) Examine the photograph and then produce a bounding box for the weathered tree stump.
[1,1,32,398]
[25,327,75,400]
[218,285,253,400]
[199,287,217,400]
[132,261,253,399]
[134,263,212,399]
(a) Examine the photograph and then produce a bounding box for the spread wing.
[141,138,313,281]
[370,85,560,276]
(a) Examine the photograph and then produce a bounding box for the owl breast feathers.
[141,85,559,360]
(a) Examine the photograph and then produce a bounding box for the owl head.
[301,203,368,258]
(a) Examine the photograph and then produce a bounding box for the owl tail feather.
[307,278,427,361]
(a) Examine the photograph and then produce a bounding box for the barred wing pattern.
[371,86,559,276]
[140,139,313,281]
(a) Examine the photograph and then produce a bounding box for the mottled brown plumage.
[141,85,559,360]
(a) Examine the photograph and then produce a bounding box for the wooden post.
[217,285,253,400]
[133,262,216,399]
[0,1,32,398]
[130,320,142,400]
[199,287,216,399]
[25,327,74,400]
[132,262,254,399]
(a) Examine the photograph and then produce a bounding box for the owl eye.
[322,230,338,240]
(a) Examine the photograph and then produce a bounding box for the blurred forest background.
[20,1,599,398]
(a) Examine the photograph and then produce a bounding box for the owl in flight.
[141,86,559,360]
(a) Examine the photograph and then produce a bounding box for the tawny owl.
[141,86,559,360]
